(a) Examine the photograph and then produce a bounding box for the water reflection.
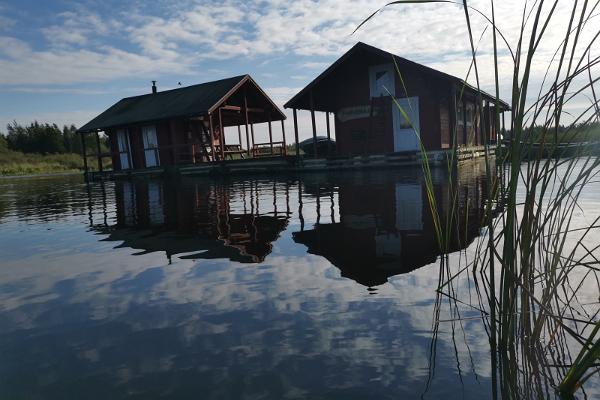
[0,165,510,400]
[89,168,488,287]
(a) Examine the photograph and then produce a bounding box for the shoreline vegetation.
[0,121,108,176]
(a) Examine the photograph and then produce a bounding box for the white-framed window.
[369,64,395,98]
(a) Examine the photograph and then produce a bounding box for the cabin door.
[116,129,131,170]
[142,125,160,167]
[392,97,420,152]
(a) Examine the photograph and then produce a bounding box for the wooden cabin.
[285,42,510,157]
[78,75,287,172]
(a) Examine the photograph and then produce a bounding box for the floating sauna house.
[285,42,510,157]
[77,75,287,175]
[78,42,510,180]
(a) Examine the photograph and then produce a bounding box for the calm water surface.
[0,165,597,399]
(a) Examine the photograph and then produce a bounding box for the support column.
[80,133,89,180]
[326,112,331,156]
[462,97,467,145]
[281,120,287,155]
[244,93,251,157]
[218,107,225,160]
[250,124,255,156]
[209,113,217,161]
[95,132,103,172]
[268,113,274,154]
[293,108,300,160]
[237,125,242,147]
[450,85,457,148]
[310,92,317,158]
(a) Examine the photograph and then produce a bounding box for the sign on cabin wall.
[337,105,381,123]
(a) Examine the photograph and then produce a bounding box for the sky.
[0,0,597,142]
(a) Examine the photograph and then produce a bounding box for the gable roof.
[284,42,510,110]
[78,75,285,133]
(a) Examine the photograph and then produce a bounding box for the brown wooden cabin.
[284,42,510,157]
[77,75,287,172]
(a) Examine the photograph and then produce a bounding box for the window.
[369,64,395,98]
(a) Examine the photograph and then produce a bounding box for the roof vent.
[151,81,157,94]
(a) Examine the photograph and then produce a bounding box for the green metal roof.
[78,75,247,133]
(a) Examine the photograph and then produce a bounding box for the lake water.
[0,163,598,399]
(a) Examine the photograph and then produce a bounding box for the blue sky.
[0,0,596,140]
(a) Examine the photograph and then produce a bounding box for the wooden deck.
[85,146,495,181]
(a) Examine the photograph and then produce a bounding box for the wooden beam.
[462,96,467,145]
[95,132,103,172]
[281,119,287,156]
[250,123,255,155]
[218,107,225,160]
[244,93,251,157]
[325,112,331,156]
[268,113,274,154]
[209,113,216,161]
[293,108,300,160]
[237,125,242,146]
[310,92,317,158]
[221,105,241,112]
[80,133,89,178]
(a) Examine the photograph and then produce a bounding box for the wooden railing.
[251,141,286,157]
[85,140,288,170]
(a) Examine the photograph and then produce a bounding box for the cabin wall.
[107,130,121,170]
[321,55,394,156]
[312,51,447,156]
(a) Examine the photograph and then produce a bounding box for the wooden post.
[281,119,287,156]
[209,113,217,161]
[80,133,89,179]
[293,108,300,160]
[250,123,255,156]
[237,125,242,147]
[450,85,457,148]
[218,107,225,160]
[244,93,251,157]
[268,113,274,155]
[95,132,103,172]
[462,97,467,145]
[326,112,331,156]
[310,92,317,158]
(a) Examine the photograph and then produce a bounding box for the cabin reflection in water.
[98,180,291,263]
[293,169,486,286]
[91,167,488,286]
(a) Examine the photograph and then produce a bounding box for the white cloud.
[0,0,598,126]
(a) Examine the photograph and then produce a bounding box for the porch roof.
[78,75,285,133]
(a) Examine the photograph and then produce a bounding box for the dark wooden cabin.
[78,75,287,172]
[285,42,510,157]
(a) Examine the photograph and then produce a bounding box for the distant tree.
[0,133,7,150]
[6,121,66,154]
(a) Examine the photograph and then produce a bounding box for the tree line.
[0,121,107,155]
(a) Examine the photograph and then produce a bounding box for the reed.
[358,0,600,397]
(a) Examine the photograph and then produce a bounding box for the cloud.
[0,0,597,126]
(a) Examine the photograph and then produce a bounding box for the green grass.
[0,148,85,176]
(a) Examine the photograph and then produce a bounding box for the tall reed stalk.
[358,0,600,397]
